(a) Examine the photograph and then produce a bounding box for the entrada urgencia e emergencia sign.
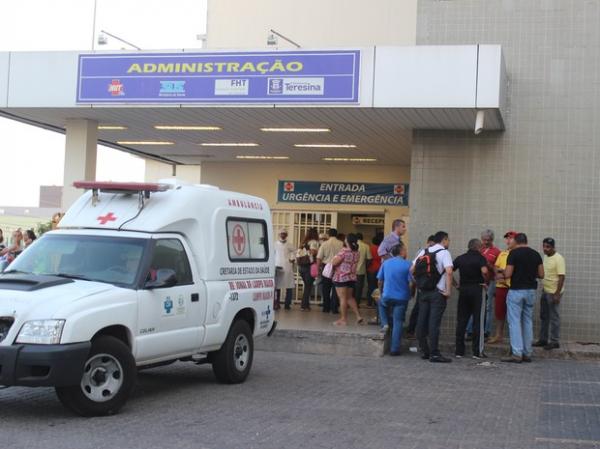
[277,181,409,206]
[76,50,360,103]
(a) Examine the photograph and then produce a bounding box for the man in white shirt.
[354,233,372,306]
[411,231,454,363]
[274,229,296,310]
[317,228,344,313]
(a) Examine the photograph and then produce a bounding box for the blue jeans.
[507,289,537,357]
[379,298,408,353]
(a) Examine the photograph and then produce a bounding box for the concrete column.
[61,119,98,209]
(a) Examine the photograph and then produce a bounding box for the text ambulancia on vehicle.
[0,180,276,416]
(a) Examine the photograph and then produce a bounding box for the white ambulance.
[0,180,276,416]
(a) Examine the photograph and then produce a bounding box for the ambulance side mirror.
[144,268,178,289]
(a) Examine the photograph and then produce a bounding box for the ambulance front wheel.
[211,319,254,384]
[55,336,137,417]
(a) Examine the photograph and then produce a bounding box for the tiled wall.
[412,0,600,341]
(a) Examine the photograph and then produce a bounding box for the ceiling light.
[117,141,174,145]
[200,143,259,147]
[260,128,331,133]
[236,155,290,160]
[322,157,377,162]
[294,144,356,148]
[154,125,221,131]
[98,125,128,130]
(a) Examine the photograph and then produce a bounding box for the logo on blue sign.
[159,81,186,96]
[268,78,284,95]
[163,297,173,314]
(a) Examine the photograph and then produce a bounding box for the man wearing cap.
[274,229,296,310]
[488,231,517,344]
[378,219,407,260]
[533,238,566,350]
[317,228,344,313]
[502,233,544,363]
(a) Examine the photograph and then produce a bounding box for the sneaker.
[544,342,560,350]
[430,355,452,363]
[472,353,488,360]
[380,324,390,334]
[455,354,464,359]
[532,340,548,347]
[522,355,533,363]
[501,355,522,363]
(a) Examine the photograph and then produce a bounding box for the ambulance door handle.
[191,293,199,302]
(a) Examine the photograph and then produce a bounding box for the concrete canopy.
[0,45,506,166]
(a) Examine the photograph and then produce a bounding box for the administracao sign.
[277,181,409,206]
[76,50,360,103]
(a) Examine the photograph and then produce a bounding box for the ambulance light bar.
[73,181,172,193]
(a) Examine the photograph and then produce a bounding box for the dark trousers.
[275,288,293,308]
[299,266,314,309]
[366,271,378,306]
[539,292,560,343]
[416,290,447,357]
[354,274,366,305]
[321,276,339,313]
[455,284,484,356]
[407,293,420,334]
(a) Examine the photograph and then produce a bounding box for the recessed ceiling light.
[200,143,259,147]
[154,125,221,131]
[260,128,331,133]
[236,155,290,160]
[117,141,174,145]
[98,125,128,130]
[322,157,377,162]
[294,144,356,148]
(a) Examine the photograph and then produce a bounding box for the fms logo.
[108,79,125,96]
[159,80,186,97]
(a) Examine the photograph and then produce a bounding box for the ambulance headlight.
[16,320,65,344]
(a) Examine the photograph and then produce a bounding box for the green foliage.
[35,220,53,236]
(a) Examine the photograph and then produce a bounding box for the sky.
[0,0,207,207]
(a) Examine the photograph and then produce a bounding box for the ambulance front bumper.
[0,342,90,387]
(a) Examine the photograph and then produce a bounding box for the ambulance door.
[135,236,206,362]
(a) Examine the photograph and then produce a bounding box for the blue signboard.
[76,50,360,103]
[277,181,409,206]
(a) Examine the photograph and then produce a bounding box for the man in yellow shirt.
[533,237,566,350]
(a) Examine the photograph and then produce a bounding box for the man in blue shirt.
[377,242,413,355]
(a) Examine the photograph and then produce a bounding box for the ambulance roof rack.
[73,181,172,207]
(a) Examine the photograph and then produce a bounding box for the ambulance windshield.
[7,234,148,288]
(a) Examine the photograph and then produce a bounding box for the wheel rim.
[233,334,250,372]
[80,353,124,403]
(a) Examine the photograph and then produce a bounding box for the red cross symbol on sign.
[97,212,117,225]
[232,224,246,256]
[394,184,405,195]
[284,182,295,192]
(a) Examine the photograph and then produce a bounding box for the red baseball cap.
[504,231,518,238]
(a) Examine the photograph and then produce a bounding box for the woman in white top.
[297,227,320,311]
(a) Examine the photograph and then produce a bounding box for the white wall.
[206,0,418,48]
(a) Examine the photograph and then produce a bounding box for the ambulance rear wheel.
[212,319,254,384]
[55,336,136,416]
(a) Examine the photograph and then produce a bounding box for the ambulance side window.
[226,218,268,262]
[148,239,193,285]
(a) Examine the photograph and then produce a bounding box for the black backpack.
[414,248,444,291]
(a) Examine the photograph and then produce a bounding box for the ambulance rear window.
[226,218,268,262]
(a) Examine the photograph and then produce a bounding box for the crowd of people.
[0,227,37,271]
[274,219,566,364]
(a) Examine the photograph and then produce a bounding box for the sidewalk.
[264,307,600,360]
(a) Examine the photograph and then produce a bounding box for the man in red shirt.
[480,229,501,337]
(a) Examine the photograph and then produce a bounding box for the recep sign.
[76,50,360,104]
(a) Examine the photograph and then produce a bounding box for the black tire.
[212,319,254,384]
[55,336,136,417]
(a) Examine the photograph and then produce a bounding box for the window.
[148,239,193,285]
[226,218,268,262]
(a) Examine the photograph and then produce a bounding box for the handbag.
[296,254,311,266]
[310,262,319,278]
[322,262,334,279]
